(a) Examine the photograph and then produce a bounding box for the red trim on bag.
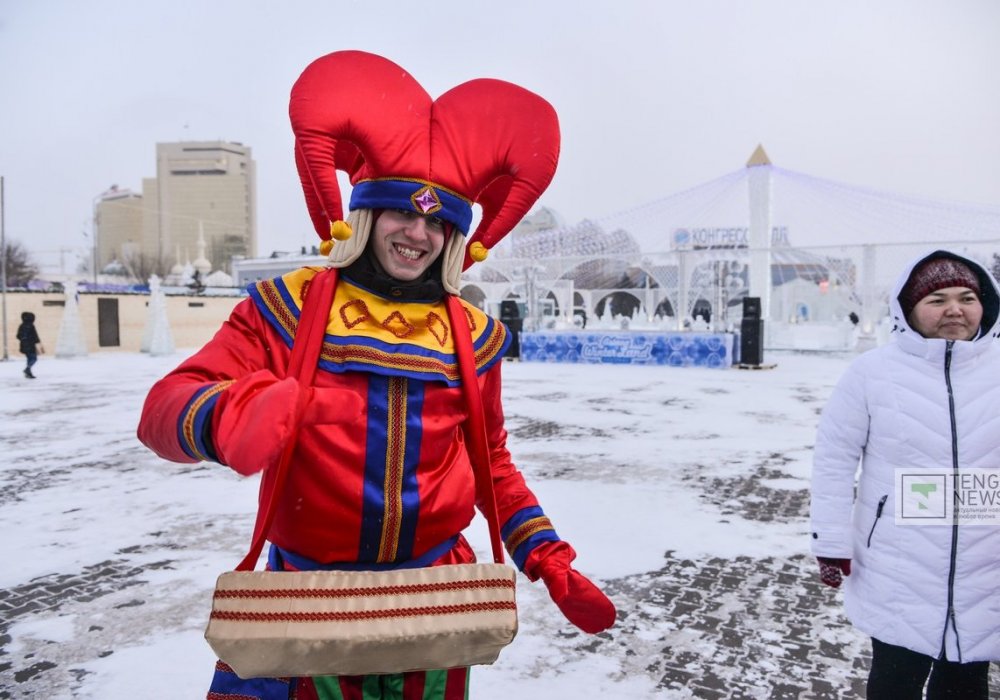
[213,578,514,600]
[210,600,517,622]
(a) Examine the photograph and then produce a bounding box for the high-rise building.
[94,186,143,270]
[94,140,258,279]
[146,141,257,273]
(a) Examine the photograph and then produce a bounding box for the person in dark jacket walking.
[16,312,43,379]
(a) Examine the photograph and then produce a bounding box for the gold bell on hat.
[469,241,489,263]
[320,220,353,256]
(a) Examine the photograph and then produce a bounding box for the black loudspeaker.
[742,296,761,320]
[740,319,764,366]
[499,301,522,359]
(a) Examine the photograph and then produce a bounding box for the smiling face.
[370,209,449,282]
[908,286,983,340]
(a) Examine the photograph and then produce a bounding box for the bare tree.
[121,250,172,283]
[3,240,39,287]
[210,233,249,274]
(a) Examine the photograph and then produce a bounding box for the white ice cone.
[141,275,158,352]
[144,276,175,356]
[55,280,88,358]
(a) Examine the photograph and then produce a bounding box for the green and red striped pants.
[300,668,469,699]
[206,662,469,700]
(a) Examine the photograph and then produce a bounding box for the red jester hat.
[289,50,561,290]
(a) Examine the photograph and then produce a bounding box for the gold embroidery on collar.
[382,310,415,339]
[340,298,370,329]
[427,312,449,347]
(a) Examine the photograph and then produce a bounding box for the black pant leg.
[867,638,933,700]
[926,658,990,700]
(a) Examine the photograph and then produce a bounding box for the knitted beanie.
[900,257,980,317]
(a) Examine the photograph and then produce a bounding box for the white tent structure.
[463,146,1000,350]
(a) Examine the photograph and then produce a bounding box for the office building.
[95,140,257,279]
[94,186,143,270]
[145,141,257,273]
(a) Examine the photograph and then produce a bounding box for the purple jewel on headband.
[411,186,442,214]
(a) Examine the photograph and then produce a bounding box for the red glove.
[817,557,851,588]
[212,370,364,476]
[525,542,616,634]
[213,370,304,476]
[212,371,365,476]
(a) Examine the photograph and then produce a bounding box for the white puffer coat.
[810,250,1000,662]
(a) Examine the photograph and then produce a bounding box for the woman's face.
[908,286,983,340]
[370,209,448,282]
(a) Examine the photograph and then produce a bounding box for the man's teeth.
[395,245,422,260]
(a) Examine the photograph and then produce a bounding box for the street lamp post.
[91,196,99,285]
[1,175,8,360]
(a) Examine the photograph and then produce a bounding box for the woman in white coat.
[810,249,999,699]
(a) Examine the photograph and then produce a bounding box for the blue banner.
[519,331,736,369]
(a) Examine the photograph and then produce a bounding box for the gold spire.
[746,144,772,167]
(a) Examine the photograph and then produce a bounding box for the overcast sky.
[2,0,999,267]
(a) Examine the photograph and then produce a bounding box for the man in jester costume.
[137,51,616,699]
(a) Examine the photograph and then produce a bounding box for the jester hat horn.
[289,50,560,288]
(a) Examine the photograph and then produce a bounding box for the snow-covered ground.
[1,349,996,698]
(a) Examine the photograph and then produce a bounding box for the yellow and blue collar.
[249,267,508,386]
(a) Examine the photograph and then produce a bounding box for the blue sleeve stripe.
[501,505,546,540]
[177,381,233,462]
[510,530,561,570]
[501,506,561,570]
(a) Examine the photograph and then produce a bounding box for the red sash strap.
[237,268,339,571]
[445,295,505,565]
